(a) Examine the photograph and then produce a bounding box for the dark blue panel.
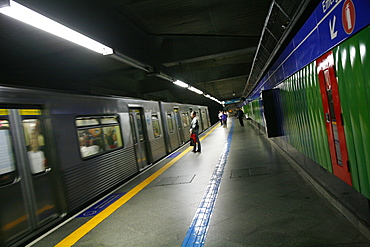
[275,40,296,69]
[293,11,319,46]
[295,28,321,67]
[282,51,298,79]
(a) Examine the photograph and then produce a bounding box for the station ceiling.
[0,0,319,107]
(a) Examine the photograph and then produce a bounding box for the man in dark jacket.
[237,108,244,126]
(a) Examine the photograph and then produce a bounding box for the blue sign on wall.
[316,0,367,53]
[249,0,370,99]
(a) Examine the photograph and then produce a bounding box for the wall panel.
[334,27,370,197]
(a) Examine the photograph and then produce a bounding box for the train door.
[0,108,59,246]
[174,108,185,144]
[203,109,210,128]
[165,112,175,152]
[205,109,210,128]
[129,108,149,170]
[197,110,203,132]
[316,51,352,186]
[200,110,207,131]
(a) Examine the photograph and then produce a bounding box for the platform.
[29,118,370,246]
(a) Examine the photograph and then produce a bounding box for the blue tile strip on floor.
[182,120,234,247]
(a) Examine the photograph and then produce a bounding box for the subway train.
[244,2,370,228]
[0,85,211,246]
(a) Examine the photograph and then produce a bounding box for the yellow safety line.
[55,124,219,247]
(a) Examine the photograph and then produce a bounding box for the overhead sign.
[224,99,240,105]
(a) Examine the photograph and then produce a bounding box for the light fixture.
[173,80,189,88]
[188,86,203,95]
[203,94,222,104]
[111,51,149,71]
[173,79,222,104]
[156,73,174,82]
[0,0,113,55]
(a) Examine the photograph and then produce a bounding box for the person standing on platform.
[221,111,228,128]
[190,111,201,152]
[218,110,223,126]
[237,107,245,126]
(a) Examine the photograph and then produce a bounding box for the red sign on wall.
[342,0,356,34]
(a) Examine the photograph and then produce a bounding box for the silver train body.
[0,86,210,246]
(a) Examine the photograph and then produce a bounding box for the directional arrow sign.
[329,15,338,39]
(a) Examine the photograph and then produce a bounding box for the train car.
[122,98,167,171]
[159,102,210,153]
[0,86,210,246]
[243,1,370,226]
[199,105,211,131]
[189,104,211,132]
[0,86,137,246]
[159,102,183,153]
[170,104,194,145]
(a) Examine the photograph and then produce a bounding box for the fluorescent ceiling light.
[188,86,203,95]
[203,94,222,104]
[173,80,189,88]
[173,80,221,103]
[0,1,113,55]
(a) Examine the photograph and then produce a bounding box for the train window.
[22,119,47,174]
[76,116,123,159]
[101,117,118,124]
[103,126,123,150]
[152,114,161,138]
[78,128,103,158]
[167,114,174,133]
[76,118,99,127]
[0,118,10,128]
[0,119,17,179]
[182,113,190,127]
